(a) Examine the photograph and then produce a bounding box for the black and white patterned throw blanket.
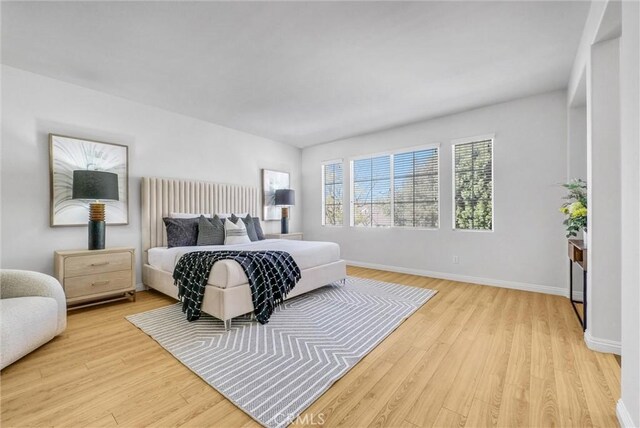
[173,251,301,324]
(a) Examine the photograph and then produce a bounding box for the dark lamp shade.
[275,189,295,206]
[72,170,119,201]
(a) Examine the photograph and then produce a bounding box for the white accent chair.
[1,270,67,369]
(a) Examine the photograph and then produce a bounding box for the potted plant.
[560,178,588,245]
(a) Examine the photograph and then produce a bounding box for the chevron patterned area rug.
[126,276,436,428]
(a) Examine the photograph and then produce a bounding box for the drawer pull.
[91,262,110,266]
[92,280,110,286]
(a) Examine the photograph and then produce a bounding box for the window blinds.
[323,162,343,225]
[352,156,391,227]
[350,148,439,228]
[453,139,493,230]
[394,148,439,228]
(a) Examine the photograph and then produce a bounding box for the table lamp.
[72,170,119,250]
[275,189,295,234]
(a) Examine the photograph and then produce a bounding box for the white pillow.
[169,212,211,219]
[216,212,249,219]
[224,217,251,245]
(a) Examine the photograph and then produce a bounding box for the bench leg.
[224,319,232,331]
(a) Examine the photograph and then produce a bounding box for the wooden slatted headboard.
[141,177,260,263]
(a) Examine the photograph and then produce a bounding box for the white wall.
[619,0,640,425]
[568,105,587,181]
[0,66,302,285]
[567,104,587,299]
[568,0,620,103]
[567,0,625,357]
[302,90,568,293]
[585,37,622,349]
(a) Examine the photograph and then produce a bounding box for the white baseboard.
[584,330,622,355]
[344,259,567,297]
[135,282,147,292]
[617,399,637,428]
[570,291,584,301]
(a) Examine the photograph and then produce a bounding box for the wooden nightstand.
[54,247,136,310]
[265,232,303,241]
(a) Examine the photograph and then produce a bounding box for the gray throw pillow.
[242,215,259,242]
[163,217,198,248]
[230,214,259,241]
[252,217,265,240]
[197,215,225,245]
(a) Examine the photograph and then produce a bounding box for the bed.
[141,177,347,329]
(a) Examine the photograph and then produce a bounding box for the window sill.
[349,225,440,231]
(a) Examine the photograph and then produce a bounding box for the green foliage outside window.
[454,140,493,230]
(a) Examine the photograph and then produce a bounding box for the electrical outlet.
[453,255,460,264]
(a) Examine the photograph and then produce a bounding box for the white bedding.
[147,239,340,289]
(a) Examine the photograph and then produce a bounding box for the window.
[453,138,493,230]
[394,148,439,228]
[349,146,439,228]
[352,156,391,227]
[322,161,344,225]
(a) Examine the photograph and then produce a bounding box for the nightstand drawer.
[64,270,133,298]
[280,234,302,240]
[55,247,136,309]
[64,252,132,278]
[265,232,303,240]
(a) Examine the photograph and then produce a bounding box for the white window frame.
[321,159,344,226]
[349,143,440,229]
[451,134,495,232]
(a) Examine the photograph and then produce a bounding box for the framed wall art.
[49,134,129,226]
[262,169,289,220]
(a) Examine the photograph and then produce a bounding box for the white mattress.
[147,239,341,289]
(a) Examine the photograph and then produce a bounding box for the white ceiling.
[1,1,589,147]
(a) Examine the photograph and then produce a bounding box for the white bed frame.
[141,177,347,329]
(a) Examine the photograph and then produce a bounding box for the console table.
[568,239,587,330]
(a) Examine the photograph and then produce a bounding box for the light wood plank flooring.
[1,267,620,427]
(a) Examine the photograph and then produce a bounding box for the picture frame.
[262,169,290,221]
[49,134,129,226]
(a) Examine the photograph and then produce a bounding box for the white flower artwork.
[49,134,128,226]
[262,169,289,221]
